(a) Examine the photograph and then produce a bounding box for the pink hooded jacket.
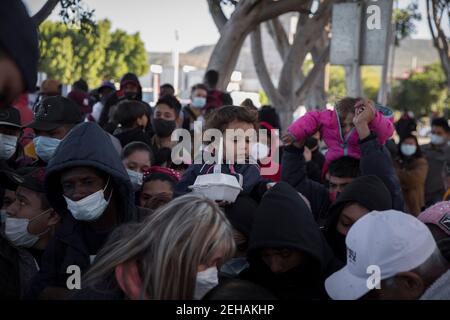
[287,108,394,166]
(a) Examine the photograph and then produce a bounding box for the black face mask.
[305,137,318,150]
[152,118,176,138]
[124,91,139,100]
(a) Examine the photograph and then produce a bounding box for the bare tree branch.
[295,43,330,105]
[259,0,311,23]
[251,25,287,107]
[32,0,60,26]
[208,0,314,90]
[278,0,333,97]
[207,0,229,31]
[265,18,290,60]
[427,0,450,90]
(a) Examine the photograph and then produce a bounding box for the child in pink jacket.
[284,97,394,172]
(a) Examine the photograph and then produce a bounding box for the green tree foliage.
[393,1,422,45]
[327,66,381,103]
[390,63,447,115]
[38,19,149,87]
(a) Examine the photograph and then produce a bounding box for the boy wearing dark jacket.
[174,106,270,200]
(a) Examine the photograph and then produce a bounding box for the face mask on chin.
[194,266,219,300]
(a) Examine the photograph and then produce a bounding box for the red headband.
[143,166,181,182]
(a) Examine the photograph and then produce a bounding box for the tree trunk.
[207,0,313,90]
[426,0,450,93]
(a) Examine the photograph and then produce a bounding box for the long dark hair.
[397,134,422,163]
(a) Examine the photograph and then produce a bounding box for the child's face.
[223,120,255,163]
[341,112,355,135]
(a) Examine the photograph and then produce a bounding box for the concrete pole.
[346,1,362,98]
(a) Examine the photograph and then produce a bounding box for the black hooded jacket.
[324,175,393,262]
[26,123,147,299]
[240,182,342,300]
[99,73,148,132]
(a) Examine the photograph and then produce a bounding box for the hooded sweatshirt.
[99,73,147,132]
[324,175,393,262]
[26,122,145,299]
[240,182,342,300]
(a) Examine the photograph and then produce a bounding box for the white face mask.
[33,136,61,162]
[250,142,269,161]
[194,266,219,300]
[0,133,18,160]
[4,209,51,248]
[400,144,417,156]
[126,169,143,191]
[430,134,445,146]
[64,177,112,221]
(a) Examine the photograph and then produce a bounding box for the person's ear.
[176,116,182,128]
[393,272,425,299]
[115,260,147,300]
[137,115,147,127]
[47,209,60,227]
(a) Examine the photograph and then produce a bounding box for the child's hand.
[303,146,312,162]
[282,133,305,149]
[281,133,295,146]
[354,99,375,122]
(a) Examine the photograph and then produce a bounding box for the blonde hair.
[82,194,235,300]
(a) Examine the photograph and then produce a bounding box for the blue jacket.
[26,123,145,299]
[281,132,405,222]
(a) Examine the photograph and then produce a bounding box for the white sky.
[23,0,449,53]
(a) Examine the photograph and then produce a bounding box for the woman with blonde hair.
[72,194,235,300]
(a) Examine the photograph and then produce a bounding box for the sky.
[23,0,449,53]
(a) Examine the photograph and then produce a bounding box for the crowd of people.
[0,0,450,301]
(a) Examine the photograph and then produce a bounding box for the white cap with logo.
[325,210,437,300]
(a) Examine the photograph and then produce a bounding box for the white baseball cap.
[325,210,437,300]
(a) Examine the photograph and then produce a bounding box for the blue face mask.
[33,136,61,163]
[400,144,417,156]
[192,97,206,108]
[0,133,18,160]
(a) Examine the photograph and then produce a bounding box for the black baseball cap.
[0,167,45,193]
[0,106,21,128]
[25,96,83,131]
